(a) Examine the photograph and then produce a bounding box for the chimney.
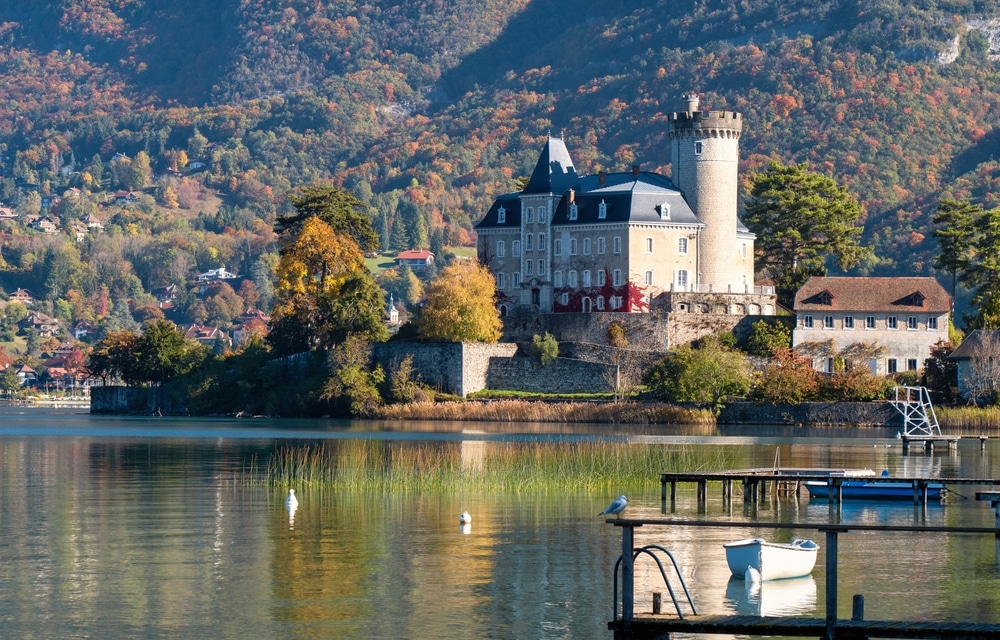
[682,93,699,113]
[568,189,575,204]
[598,171,606,187]
[631,164,640,177]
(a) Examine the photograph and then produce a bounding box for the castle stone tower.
[668,94,751,292]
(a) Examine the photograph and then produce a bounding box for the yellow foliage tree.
[274,216,365,301]
[417,261,501,343]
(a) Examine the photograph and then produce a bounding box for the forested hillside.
[2,0,1000,320]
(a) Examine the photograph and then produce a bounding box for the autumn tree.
[416,261,501,343]
[86,330,140,385]
[269,216,387,355]
[744,161,871,307]
[131,320,208,386]
[749,348,820,404]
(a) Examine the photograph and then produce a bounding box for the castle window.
[538,259,546,276]
[512,240,521,257]
[695,141,703,154]
[610,296,622,310]
[907,316,918,330]
[497,206,506,224]
[525,261,533,276]
[513,272,521,289]
[526,234,534,251]
[645,237,653,253]
[741,243,747,259]
[675,270,688,289]
[844,316,854,330]
[554,271,563,287]
[907,359,918,371]
[598,200,607,219]
[596,296,605,310]
[526,207,534,223]
[582,270,591,287]
[678,237,688,255]
[928,317,938,330]
[866,316,876,329]
[583,238,591,255]
[496,273,505,289]
[569,204,578,220]
[597,237,606,254]
[613,236,622,254]
[613,269,623,286]
[597,270,606,286]
[538,233,546,251]
[568,270,578,287]
[659,203,670,220]
[887,358,898,374]
[537,206,546,222]
[888,316,898,330]
[496,241,505,258]
[569,238,577,255]
[559,292,569,305]
[645,270,653,286]
[554,239,562,256]
[824,315,834,329]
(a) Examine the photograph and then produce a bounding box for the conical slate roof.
[522,137,578,194]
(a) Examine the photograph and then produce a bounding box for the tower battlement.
[667,110,742,137]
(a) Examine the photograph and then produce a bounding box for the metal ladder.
[890,386,941,437]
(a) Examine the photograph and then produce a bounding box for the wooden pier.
[661,469,1000,505]
[608,519,1000,640]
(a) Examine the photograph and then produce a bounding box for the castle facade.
[475,94,773,317]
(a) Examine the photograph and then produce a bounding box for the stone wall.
[501,312,672,349]
[486,356,612,394]
[91,385,189,415]
[371,342,518,397]
[718,401,903,427]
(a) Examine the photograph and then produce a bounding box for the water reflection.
[724,575,817,616]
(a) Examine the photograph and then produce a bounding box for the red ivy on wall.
[552,270,649,313]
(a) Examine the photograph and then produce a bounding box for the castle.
[475,94,775,318]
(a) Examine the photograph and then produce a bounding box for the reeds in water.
[371,400,713,424]
[937,406,1000,432]
[258,439,733,494]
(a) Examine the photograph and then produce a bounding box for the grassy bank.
[369,400,714,424]
[251,439,733,493]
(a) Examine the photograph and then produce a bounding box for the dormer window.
[569,203,578,221]
[659,202,670,220]
[909,292,926,307]
[598,200,607,219]
[816,290,834,306]
[497,206,506,224]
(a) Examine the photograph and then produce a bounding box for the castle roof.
[793,277,950,313]
[551,171,701,227]
[522,137,578,195]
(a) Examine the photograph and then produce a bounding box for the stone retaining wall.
[718,401,903,426]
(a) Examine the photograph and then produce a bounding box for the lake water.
[1,408,999,639]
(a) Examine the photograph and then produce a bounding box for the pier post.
[825,529,841,640]
[621,524,635,624]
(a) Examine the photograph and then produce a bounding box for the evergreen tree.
[744,161,871,308]
[932,198,980,303]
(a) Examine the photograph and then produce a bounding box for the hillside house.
[793,276,950,375]
[9,288,35,305]
[31,215,59,233]
[184,324,221,346]
[21,311,61,336]
[476,94,773,317]
[395,249,434,272]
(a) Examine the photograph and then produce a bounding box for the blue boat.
[803,470,946,501]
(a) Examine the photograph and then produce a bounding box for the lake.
[0,407,998,639]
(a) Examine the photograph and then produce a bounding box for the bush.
[532,332,559,366]
[748,347,820,403]
[645,337,751,413]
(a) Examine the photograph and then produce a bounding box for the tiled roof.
[794,277,950,312]
[949,330,1000,360]
[396,249,433,260]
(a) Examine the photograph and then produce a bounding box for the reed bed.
[254,439,733,494]
[937,406,1000,432]
[369,400,714,425]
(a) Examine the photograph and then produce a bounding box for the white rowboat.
[724,538,819,581]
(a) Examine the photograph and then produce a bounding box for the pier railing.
[608,518,1000,640]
